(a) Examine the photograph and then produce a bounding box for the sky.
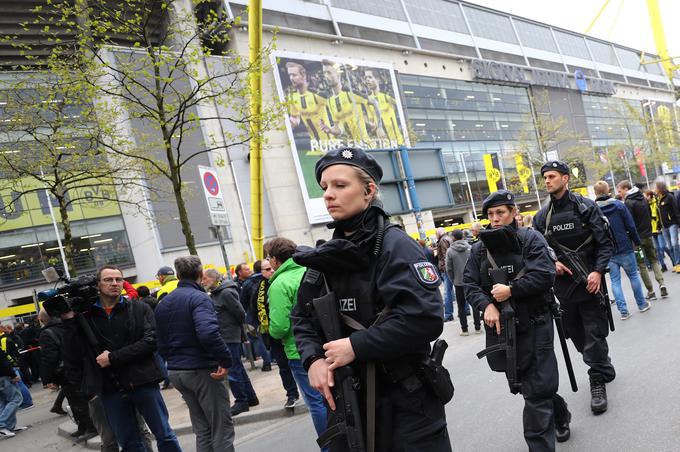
[469,0,679,58]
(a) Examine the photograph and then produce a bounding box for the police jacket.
[155,280,233,371]
[0,333,20,366]
[39,320,67,386]
[291,204,443,372]
[533,190,614,303]
[463,223,555,323]
[209,279,246,344]
[623,188,652,239]
[596,195,641,254]
[657,191,680,228]
[0,350,14,378]
[156,276,179,301]
[62,297,165,396]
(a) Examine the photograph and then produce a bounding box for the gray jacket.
[446,239,471,286]
[209,279,245,344]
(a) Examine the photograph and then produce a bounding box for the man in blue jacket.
[594,181,651,319]
[155,256,235,452]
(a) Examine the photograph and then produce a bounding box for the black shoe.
[70,428,86,438]
[76,429,98,443]
[590,375,608,414]
[248,397,260,407]
[261,363,272,372]
[284,396,299,409]
[231,403,249,416]
[555,410,571,443]
[50,407,68,416]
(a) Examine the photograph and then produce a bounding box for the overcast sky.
[470,0,679,58]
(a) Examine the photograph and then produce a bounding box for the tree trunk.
[56,192,77,277]
[172,175,197,255]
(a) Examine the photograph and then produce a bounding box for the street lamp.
[643,100,663,181]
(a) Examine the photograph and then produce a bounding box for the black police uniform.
[533,162,616,412]
[291,147,451,452]
[464,190,563,452]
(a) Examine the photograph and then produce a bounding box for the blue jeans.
[662,225,680,265]
[654,233,672,270]
[288,359,328,450]
[248,332,271,366]
[441,272,455,320]
[609,252,648,315]
[0,376,23,430]
[227,343,257,404]
[100,383,181,452]
[13,368,32,408]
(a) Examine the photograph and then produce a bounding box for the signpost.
[198,166,231,272]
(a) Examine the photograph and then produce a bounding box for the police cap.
[540,160,570,176]
[314,147,383,184]
[482,189,516,215]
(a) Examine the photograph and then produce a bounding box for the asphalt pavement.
[5,269,680,451]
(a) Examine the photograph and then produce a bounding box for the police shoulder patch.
[411,261,440,288]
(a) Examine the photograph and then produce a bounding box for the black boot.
[555,409,571,443]
[590,374,608,414]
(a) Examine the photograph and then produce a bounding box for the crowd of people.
[1,146,678,452]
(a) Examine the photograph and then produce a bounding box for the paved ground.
[5,270,680,451]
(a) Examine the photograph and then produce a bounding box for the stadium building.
[0,0,679,313]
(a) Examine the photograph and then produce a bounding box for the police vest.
[478,230,547,329]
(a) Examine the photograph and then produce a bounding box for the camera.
[38,271,99,317]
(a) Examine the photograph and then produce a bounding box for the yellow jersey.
[325,91,373,143]
[369,92,403,144]
[288,91,329,141]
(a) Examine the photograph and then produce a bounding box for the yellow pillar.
[249,0,263,259]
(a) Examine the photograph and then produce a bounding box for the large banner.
[271,51,408,224]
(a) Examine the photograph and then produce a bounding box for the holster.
[419,359,454,404]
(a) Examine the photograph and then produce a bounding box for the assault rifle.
[476,266,522,394]
[313,289,366,452]
[550,244,615,332]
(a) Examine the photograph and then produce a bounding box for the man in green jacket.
[265,237,328,444]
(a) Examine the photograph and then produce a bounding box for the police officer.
[464,190,569,451]
[291,147,451,452]
[533,161,615,418]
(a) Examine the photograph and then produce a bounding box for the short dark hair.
[264,237,297,264]
[96,265,122,281]
[253,260,262,273]
[452,229,463,240]
[174,256,203,280]
[235,262,248,276]
[616,180,632,190]
[137,285,150,298]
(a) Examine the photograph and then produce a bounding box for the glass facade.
[514,20,558,53]
[331,0,406,20]
[586,39,618,66]
[400,74,540,206]
[462,6,518,44]
[553,30,591,60]
[403,0,468,34]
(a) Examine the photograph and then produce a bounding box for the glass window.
[514,20,557,52]
[404,0,468,34]
[463,6,518,44]
[331,0,406,21]
[554,30,590,59]
[642,55,664,75]
[615,47,642,70]
[587,39,618,66]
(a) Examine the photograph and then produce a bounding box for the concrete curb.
[57,403,309,450]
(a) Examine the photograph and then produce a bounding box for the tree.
[8,0,281,255]
[0,73,151,276]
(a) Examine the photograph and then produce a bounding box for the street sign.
[198,166,229,226]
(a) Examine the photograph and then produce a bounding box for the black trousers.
[62,383,95,431]
[328,383,451,452]
[561,298,616,382]
[268,337,299,399]
[454,285,481,331]
[518,313,559,452]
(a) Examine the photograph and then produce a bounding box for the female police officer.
[291,147,452,452]
[464,190,571,451]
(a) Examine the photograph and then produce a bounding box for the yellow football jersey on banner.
[325,91,372,143]
[369,92,403,144]
[288,91,329,141]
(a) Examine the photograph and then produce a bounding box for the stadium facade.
[1,0,679,312]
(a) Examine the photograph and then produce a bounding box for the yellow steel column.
[249,0,263,259]
[647,0,677,83]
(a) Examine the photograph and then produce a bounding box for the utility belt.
[381,343,454,405]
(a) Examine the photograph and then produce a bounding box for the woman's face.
[320,165,373,221]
